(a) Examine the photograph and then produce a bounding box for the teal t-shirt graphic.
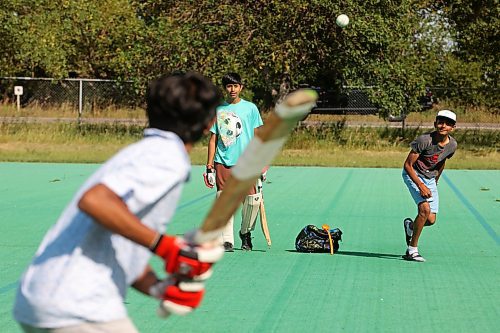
[210,99,263,166]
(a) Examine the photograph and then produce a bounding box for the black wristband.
[149,234,163,253]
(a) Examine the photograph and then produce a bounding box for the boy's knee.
[425,214,437,226]
[417,202,431,217]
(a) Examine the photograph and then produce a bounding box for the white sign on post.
[14,86,23,111]
[14,86,24,96]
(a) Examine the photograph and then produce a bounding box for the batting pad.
[240,193,262,234]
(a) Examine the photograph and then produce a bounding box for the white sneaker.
[403,250,425,262]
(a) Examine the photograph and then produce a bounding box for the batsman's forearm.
[78,184,158,249]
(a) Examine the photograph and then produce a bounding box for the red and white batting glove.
[150,233,224,280]
[158,284,204,317]
[149,277,205,317]
[203,165,216,188]
[149,230,223,318]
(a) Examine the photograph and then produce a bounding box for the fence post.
[78,79,83,120]
[14,86,23,111]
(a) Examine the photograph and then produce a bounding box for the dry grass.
[0,103,146,120]
[1,100,498,124]
[305,101,499,124]
[0,103,498,169]
[1,121,497,169]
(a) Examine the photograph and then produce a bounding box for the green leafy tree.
[0,0,144,79]
[134,0,435,116]
[415,0,498,107]
[0,0,20,75]
[2,0,496,112]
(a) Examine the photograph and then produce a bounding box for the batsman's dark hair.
[146,72,222,143]
[222,72,243,86]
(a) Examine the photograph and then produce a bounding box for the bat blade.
[200,89,317,234]
[259,199,272,247]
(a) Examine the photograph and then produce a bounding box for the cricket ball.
[336,14,349,28]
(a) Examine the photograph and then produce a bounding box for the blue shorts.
[402,170,439,213]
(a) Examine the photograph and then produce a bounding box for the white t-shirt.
[13,128,191,328]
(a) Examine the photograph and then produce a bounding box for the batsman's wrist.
[149,233,162,252]
[150,234,176,257]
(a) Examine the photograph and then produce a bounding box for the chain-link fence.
[0,77,141,115]
[301,85,379,115]
[0,78,388,116]
[2,77,496,118]
[307,85,498,116]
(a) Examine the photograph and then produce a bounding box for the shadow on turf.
[286,250,402,260]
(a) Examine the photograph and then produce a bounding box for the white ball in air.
[336,14,349,28]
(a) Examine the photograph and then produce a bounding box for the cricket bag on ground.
[295,225,343,253]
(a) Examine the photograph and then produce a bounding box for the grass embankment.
[1,120,498,169]
[1,99,498,123]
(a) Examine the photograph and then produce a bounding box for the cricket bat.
[199,89,317,235]
[260,197,272,247]
[256,177,272,247]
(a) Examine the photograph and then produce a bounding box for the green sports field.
[1,163,498,333]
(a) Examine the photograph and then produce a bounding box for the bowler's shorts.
[402,170,439,213]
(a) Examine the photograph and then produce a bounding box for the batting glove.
[149,277,205,318]
[203,165,216,188]
[150,234,224,280]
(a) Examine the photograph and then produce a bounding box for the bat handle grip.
[256,178,263,193]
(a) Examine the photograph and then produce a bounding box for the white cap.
[436,110,456,123]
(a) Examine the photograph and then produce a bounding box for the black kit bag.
[295,225,343,253]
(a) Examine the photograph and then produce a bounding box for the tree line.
[0,0,497,115]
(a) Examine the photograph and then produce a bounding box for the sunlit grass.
[0,103,146,120]
[1,121,497,169]
[305,100,499,124]
[1,100,497,123]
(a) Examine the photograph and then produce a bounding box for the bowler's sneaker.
[403,218,413,246]
[239,231,253,251]
[402,250,425,262]
[223,242,234,252]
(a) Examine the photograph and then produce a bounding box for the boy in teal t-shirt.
[204,73,263,251]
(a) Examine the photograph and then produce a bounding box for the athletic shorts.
[214,162,256,195]
[402,170,439,213]
[19,318,139,333]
